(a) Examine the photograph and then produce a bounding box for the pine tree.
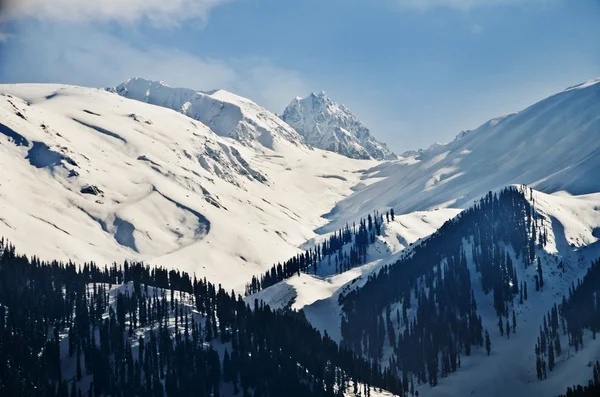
[519,284,524,304]
[524,281,528,300]
[498,316,504,336]
[485,330,491,356]
[512,311,517,333]
[548,341,555,371]
[390,208,395,221]
[537,257,544,289]
[76,346,82,381]
[542,358,547,379]
[205,315,213,341]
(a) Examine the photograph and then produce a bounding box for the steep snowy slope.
[111,78,305,150]
[250,207,460,325]
[411,189,600,397]
[323,78,600,231]
[255,187,600,397]
[0,84,376,291]
[282,92,397,160]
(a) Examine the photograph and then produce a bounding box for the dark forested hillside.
[339,186,542,387]
[245,210,393,295]
[561,257,600,351]
[3,184,592,397]
[0,239,405,397]
[557,361,600,397]
[551,258,600,395]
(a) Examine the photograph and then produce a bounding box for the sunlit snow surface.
[0,84,376,291]
[322,78,600,232]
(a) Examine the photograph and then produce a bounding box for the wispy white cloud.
[0,0,233,25]
[0,24,308,113]
[231,59,310,112]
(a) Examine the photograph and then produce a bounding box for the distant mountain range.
[111,77,305,151]
[110,78,396,160]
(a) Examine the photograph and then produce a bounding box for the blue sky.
[0,0,599,152]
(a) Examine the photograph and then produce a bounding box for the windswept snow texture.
[111,78,305,150]
[282,91,397,160]
[0,83,375,291]
[323,79,600,231]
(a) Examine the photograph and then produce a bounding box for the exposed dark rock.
[80,185,104,196]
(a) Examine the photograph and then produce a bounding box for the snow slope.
[282,92,397,160]
[323,78,600,231]
[256,187,600,397]
[111,78,305,150]
[0,84,376,291]
[412,188,600,397]
[250,207,461,339]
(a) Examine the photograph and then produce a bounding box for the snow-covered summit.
[111,78,305,151]
[282,91,397,160]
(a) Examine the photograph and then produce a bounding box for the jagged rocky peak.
[111,78,304,150]
[282,91,397,160]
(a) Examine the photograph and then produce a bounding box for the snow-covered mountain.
[111,78,305,151]
[247,78,600,396]
[253,186,600,397]
[322,78,600,231]
[2,76,600,397]
[282,91,397,160]
[0,83,376,292]
[1,77,598,296]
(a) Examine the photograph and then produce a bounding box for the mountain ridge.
[320,77,600,232]
[2,76,600,397]
[0,83,375,292]
[282,91,397,160]
[253,185,600,397]
[110,77,306,151]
